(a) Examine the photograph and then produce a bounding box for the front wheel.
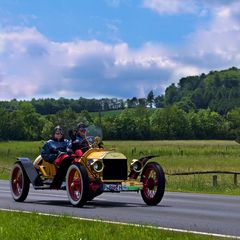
[10,163,30,202]
[66,163,89,207]
[141,162,165,206]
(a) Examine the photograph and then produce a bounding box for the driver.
[40,126,70,166]
[68,123,90,156]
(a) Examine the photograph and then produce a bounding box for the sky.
[0,0,240,100]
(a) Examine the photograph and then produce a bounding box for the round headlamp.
[130,159,143,172]
[90,159,104,173]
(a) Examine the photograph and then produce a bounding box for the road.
[0,180,240,238]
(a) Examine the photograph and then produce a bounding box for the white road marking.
[94,197,107,201]
[0,208,239,239]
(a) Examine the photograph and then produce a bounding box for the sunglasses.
[79,129,86,132]
[55,132,63,135]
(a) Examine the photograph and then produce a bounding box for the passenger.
[68,123,89,156]
[40,126,70,166]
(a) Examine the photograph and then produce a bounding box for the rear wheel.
[10,163,30,202]
[141,162,165,206]
[66,163,89,207]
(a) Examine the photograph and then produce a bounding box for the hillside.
[165,67,240,114]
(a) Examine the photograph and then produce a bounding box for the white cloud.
[183,1,240,69]
[141,0,240,75]
[143,0,240,15]
[143,0,197,15]
[0,27,178,99]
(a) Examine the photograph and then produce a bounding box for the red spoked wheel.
[66,163,89,207]
[10,163,30,202]
[141,162,165,206]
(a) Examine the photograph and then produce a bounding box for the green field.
[1,140,240,194]
[0,210,228,240]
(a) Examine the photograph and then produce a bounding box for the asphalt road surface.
[0,180,240,238]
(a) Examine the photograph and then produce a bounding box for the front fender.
[128,155,158,179]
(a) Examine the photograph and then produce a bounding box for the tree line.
[0,102,240,141]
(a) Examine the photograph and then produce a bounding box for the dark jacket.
[40,139,69,163]
[68,135,89,153]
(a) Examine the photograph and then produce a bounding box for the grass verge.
[0,210,230,240]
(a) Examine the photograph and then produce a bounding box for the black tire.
[10,163,30,202]
[66,163,89,207]
[140,162,165,206]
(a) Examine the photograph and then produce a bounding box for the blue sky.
[0,0,199,46]
[0,0,240,100]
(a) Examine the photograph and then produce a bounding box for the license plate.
[103,184,122,191]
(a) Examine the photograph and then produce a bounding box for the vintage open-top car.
[10,133,165,207]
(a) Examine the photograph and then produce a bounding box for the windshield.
[85,125,103,144]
